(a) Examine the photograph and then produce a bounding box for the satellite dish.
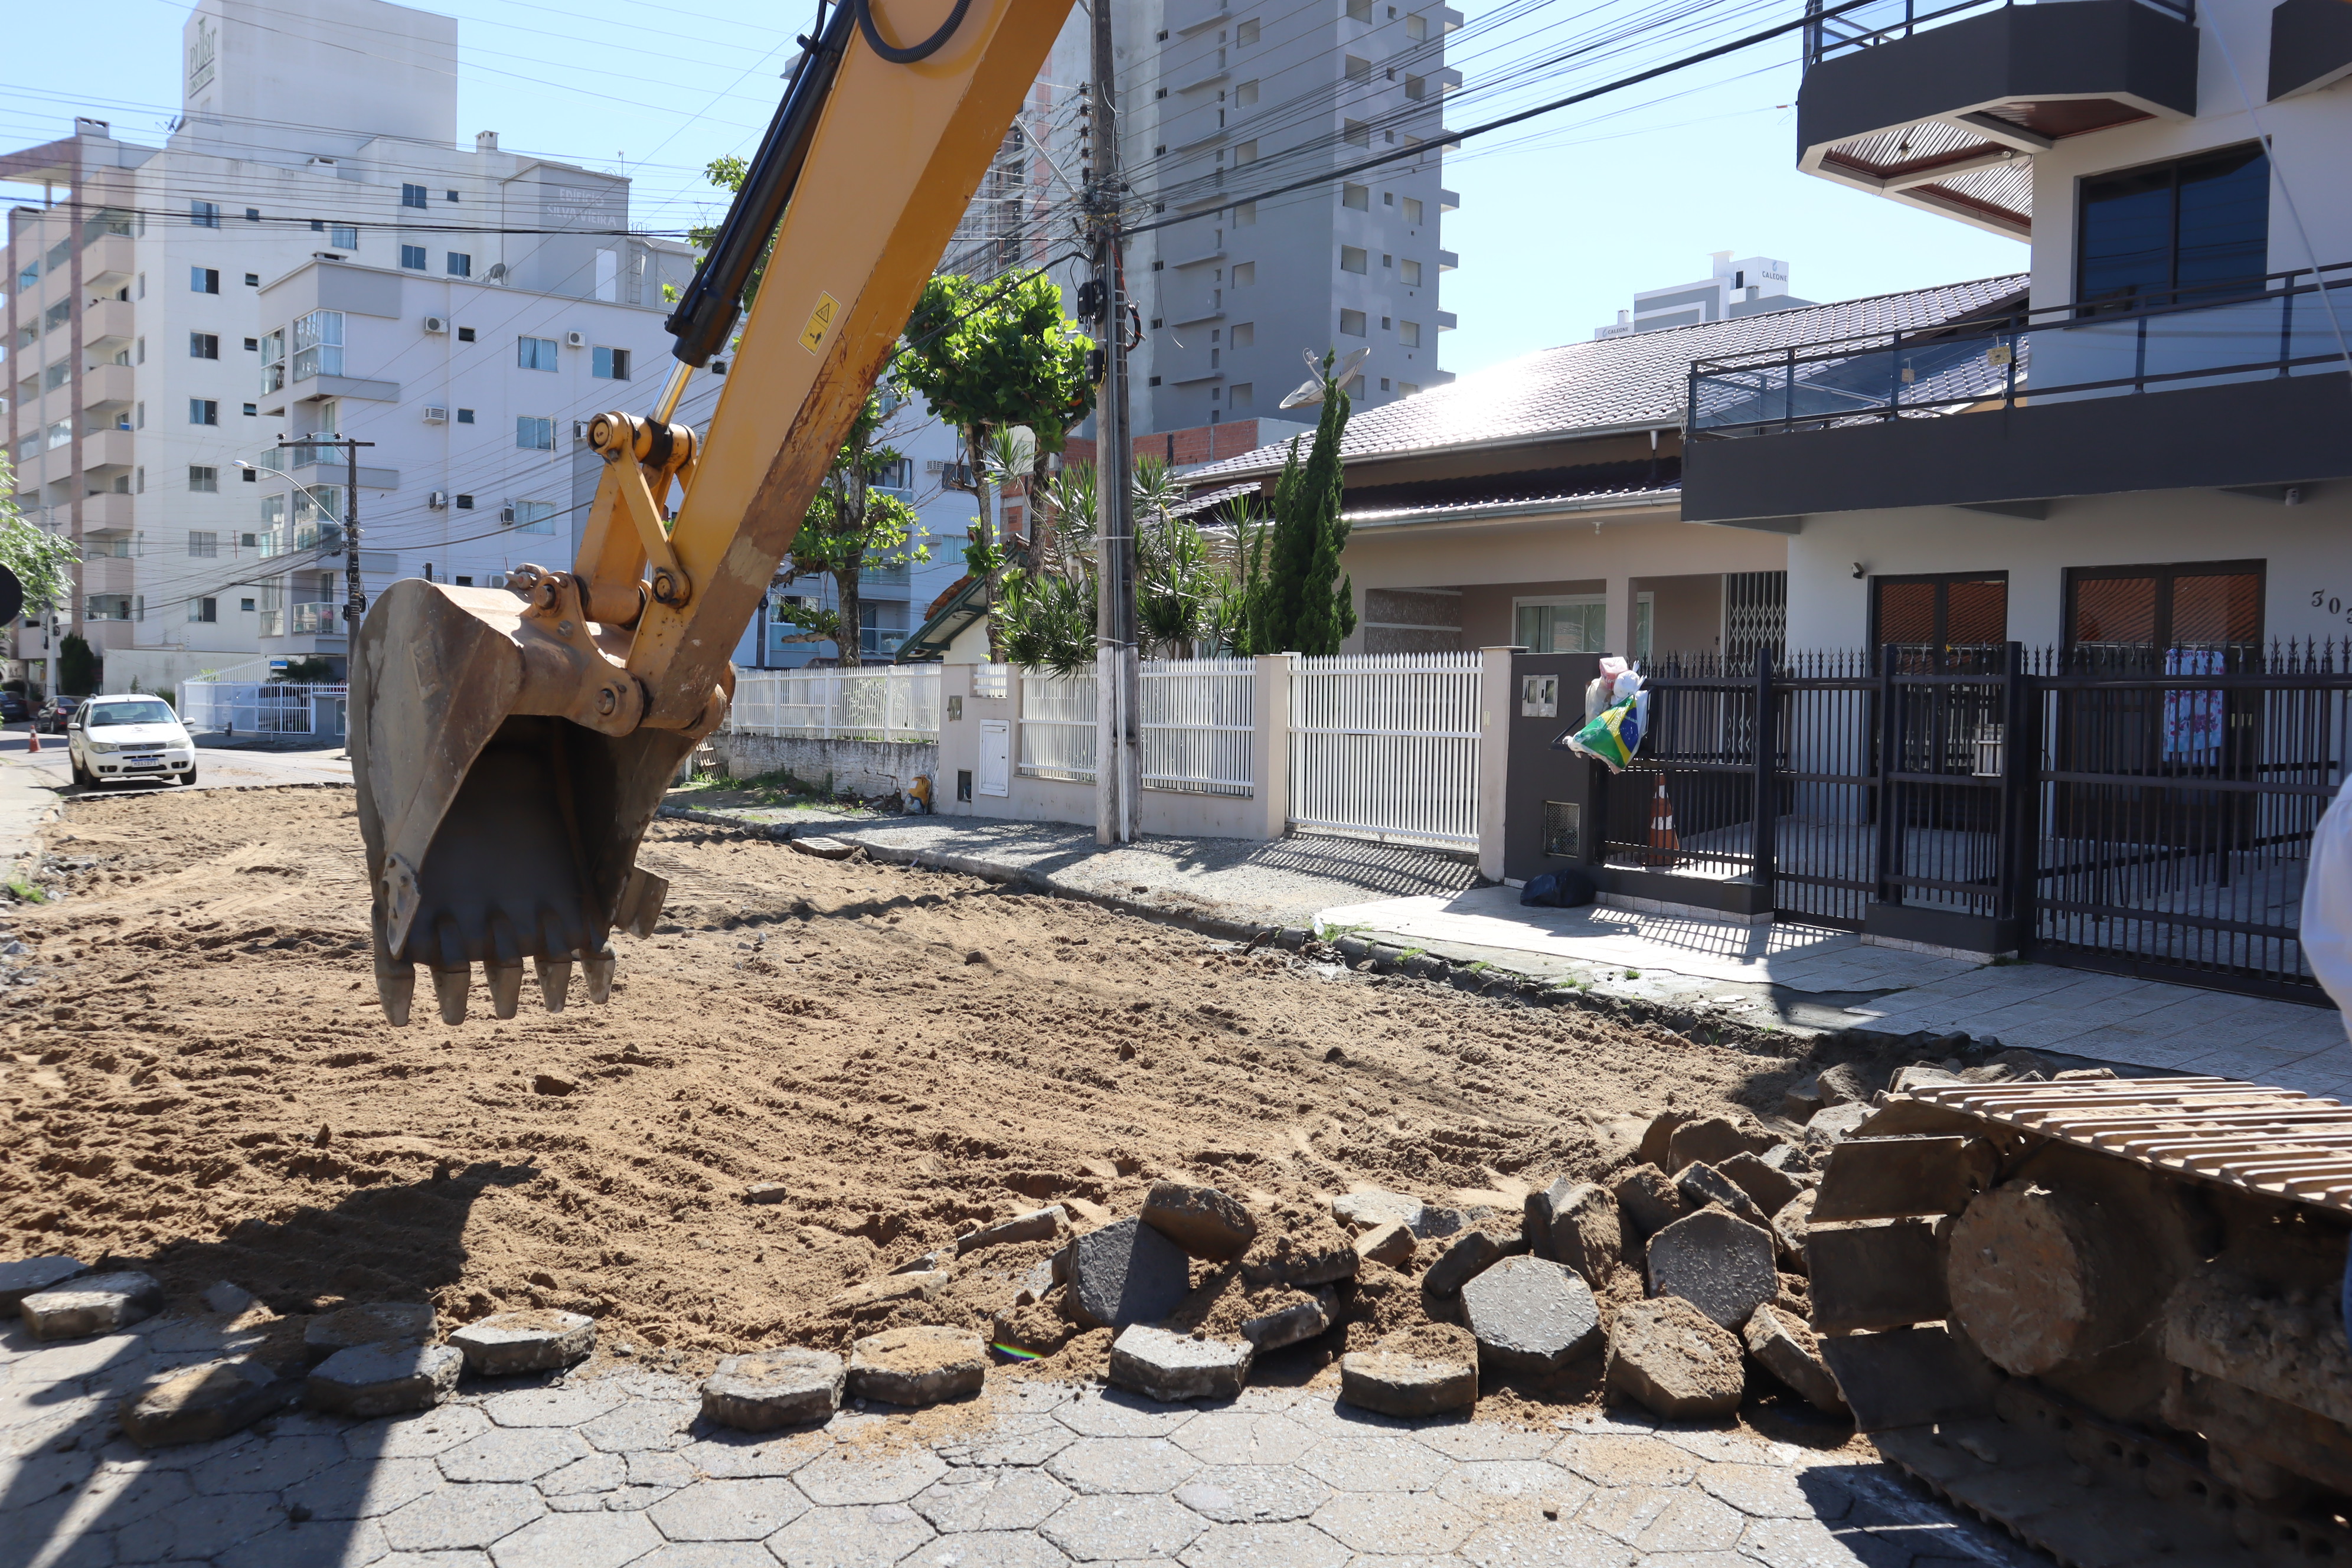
[486,262,508,282]
[1277,345,1373,409]
[0,567,20,628]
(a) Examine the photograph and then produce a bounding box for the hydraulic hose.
[854,0,973,63]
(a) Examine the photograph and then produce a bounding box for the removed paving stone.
[0,1255,87,1310]
[449,1309,596,1376]
[1459,1257,1603,1374]
[744,1183,790,1205]
[1646,1208,1779,1331]
[1140,1185,1256,1260]
[1666,1116,1775,1174]
[306,1341,462,1417]
[1069,1217,1194,1329]
[1354,1221,1416,1270]
[1717,1151,1803,1218]
[1638,1111,1688,1169]
[22,1270,163,1340]
[1890,1064,1964,1095]
[1805,1102,1875,1148]
[1613,1164,1688,1241]
[701,1347,845,1432]
[119,1358,295,1447]
[1745,1303,1847,1415]
[1531,1181,1620,1288]
[1815,1062,1878,1108]
[1240,1219,1359,1291]
[1773,1190,1817,1273]
[1109,1325,1253,1402]
[1331,1189,1425,1233]
[1783,1079,1825,1122]
[1674,1161,1770,1229]
[958,1205,1069,1256]
[1423,1229,1515,1296]
[848,1325,988,1407]
[1605,1296,1746,1420]
[1340,1332,1479,1417]
[830,1270,949,1311]
[198,1280,257,1317]
[1238,1288,1335,1351]
[304,1302,436,1362]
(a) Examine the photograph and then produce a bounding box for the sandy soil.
[0,788,1812,1402]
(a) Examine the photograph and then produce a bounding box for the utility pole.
[271,432,372,694]
[1086,0,1141,845]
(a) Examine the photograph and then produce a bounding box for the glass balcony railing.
[1687,261,2352,440]
[290,602,343,635]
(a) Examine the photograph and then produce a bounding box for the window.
[1231,322,1254,348]
[1399,319,1421,347]
[188,467,218,494]
[2067,561,2262,656]
[512,499,557,534]
[1233,262,1256,286]
[245,207,260,222]
[14,260,32,289]
[1342,182,1370,211]
[190,597,218,624]
[1230,382,1253,407]
[1237,17,1259,43]
[190,332,219,360]
[2078,143,2270,309]
[241,465,257,481]
[445,190,459,202]
[329,223,358,249]
[447,252,472,277]
[399,244,426,270]
[291,310,343,380]
[1407,11,1427,38]
[259,329,285,393]
[1515,596,1607,654]
[244,272,259,286]
[401,184,428,209]
[86,596,132,622]
[456,326,476,342]
[43,358,68,392]
[188,398,218,426]
[1873,573,2010,669]
[1236,79,1257,106]
[456,407,476,423]
[188,530,218,557]
[1345,54,1371,81]
[45,419,69,449]
[1403,196,1424,224]
[243,337,259,351]
[1347,0,1372,18]
[1398,380,1420,396]
[516,416,554,451]
[1341,246,1368,274]
[1340,308,1367,336]
[241,597,256,612]
[1401,258,1423,286]
[191,267,220,294]
[518,335,559,371]
[1344,119,1371,148]
[190,200,219,228]
[1234,140,1258,165]
[44,299,69,332]
[243,402,257,417]
[1382,254,1393,269]
[592,346,631,380]
[1405,74,1426,99]
[455,494,475,509]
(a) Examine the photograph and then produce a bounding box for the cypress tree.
[1236,358,1354,655]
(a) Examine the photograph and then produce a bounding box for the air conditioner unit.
[572,419,590,442]
[422,316,447,334]
[422,406,447,423]
[427,491,448,509]
[499,505,515,523]
[489,573,509,589]
[564,331,586,348]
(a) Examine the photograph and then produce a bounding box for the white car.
[69,695,198,788]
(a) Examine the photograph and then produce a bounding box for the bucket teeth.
[431,966,472,1025]
[583,946,616,1004]
[485,959,524,1019]
[374,953,415,1027]
[534,956,571,1012]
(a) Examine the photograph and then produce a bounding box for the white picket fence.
[179,681,349,736]
[1288,651,1484,848]
[729,667,939,740]
[1141,656,1256,796]
[1018,669,1097,782]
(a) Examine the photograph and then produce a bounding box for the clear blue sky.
[1,0,2027,378]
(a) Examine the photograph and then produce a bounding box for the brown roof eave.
[1191,415,1685,489]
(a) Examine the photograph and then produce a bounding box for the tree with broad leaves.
[0,457,83,620]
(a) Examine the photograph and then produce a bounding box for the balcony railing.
[1687,262,2352,441]
[289,602,344,635]
[1804,0,2192,66]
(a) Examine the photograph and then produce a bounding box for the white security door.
[978,719,1011,796]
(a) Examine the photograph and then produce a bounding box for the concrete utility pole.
[269,433,372,676]
[1087,0,1141,845]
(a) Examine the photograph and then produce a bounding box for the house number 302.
[2312,591,2352,623]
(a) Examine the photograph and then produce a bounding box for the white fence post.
[1249,654,1292,839]
[1477,646,1515,882]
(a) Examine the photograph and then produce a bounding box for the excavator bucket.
[350,576,713,1025]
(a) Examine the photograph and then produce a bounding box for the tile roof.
[1185,273,2030,485]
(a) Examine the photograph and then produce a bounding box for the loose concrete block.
[1340,1341,1478,1417]
[1814,1133,1996,1223]
[1674,1161,1770,1228]
[1522,1178,1570,1259]
[1141,1184,1255,1260]
[1667,1116,1775,1174]
[1239,1289,1335,1351]
[701,1348,845,1431]
[1354,1221,1415,1270]
[308,1342,463,1417]
[744,1183,790,1205]
[2054,1067,2119,1082]
[0,1255,88,1310]
[848,1325,987,1407]
[1638,1112,1688,1170]
[1546,1184,1621,1288]
[1240,1233,1358,1291]
[1717,1152,1802,1219]
[1890,1064,1962,1095]
[199,1280,257,1317]
[828,1270,949,1311]
[1782,1080,1825,1122]
[22,1270,163,1340]
[449,1310,596,1376]
[959,1206,1069,1256]
[304,1302,436,1363]
[1423,1229,1510,1296]
[1068,1218,1193,1329]
[1645,1208,1779,1331]
[1614,1164,1688,1242]
[1109,1325,1253,1402]
[1773,1190,1817,1274]
[1744,1304,1847,1415]
[1331,1189,1424,1233]
[119,1358,296,1447]
[1459,1257,1603,1374]
[1759,1142,1817,1176]
[1605,1297,1745,1420]
[1804,1102,1874,1149]
[1815,1062,1878,1108]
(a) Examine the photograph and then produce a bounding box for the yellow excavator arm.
[351,0,1070,1024]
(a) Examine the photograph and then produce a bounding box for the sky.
[0,0,2030,381]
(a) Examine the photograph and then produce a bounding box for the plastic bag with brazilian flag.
[1552,656,1648,772]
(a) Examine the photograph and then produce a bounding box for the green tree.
[770,389,929,665]
[689,155,775,312]
[1231,356,1355,655]
[58,633,97,695]
[0,456,83,617]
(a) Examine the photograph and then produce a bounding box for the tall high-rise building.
[1593,252,1814,338]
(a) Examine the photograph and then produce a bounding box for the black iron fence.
[1597,642,2352,1001]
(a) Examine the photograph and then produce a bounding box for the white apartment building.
[1592,251,1816,338]
[0,0,692,694]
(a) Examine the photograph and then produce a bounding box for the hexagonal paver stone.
[1352,1221,1415,1269]
[0,1254,87,1309]
[1050,1435,1204,1496]
[381,1480,549,1552]
[1644,1208,1778,1330]
[1774,1188,1817,1269]
[648,1476,814,1541]
[1041,1491,1207,1562]
[1459,1257,1603,1375]
[449,1310,596,1377]
[1170,1412,1318,1468]
[286,1455,445,1521]
[700,1346,844,1432]
[1719,1150,1804,1217]
[1173,1465,1329,1524]
[1237,1289,1333,1353]
[1182,1519,1351,1568]
[1141,1183,1257,1260]
[1613,1163,1688,1242]
[1068,1217,1193,1331]
[1603,1297,1744,1420]
[1423,1229,1510,1296]
[1459,1518,1637,1568]
[1805,1102,1874,1148]
[437,1424,593,1483]
[1546,1184,1622,1289]
[767,1502,935,1564]
[1237,1229,1357,1291]
[580,1399,696,1453]
[1109,1327,1252,1403]
[303,1302,436,1362]
[1331,1188,1424,1233]
[117,1357,296,1447]
[911,1467,1073,1533]
[345,1403,493,1459]
[1745,1302,1847,1414]
[793,1443,949,1506]
[479,1384,626,1429]
[21,1270,162,1340]
[1338,1336,1477,1418]
[1436,1460,1595,1521]
[1674,1161,1771,1228]
[922,1533,1070,1568]
[1666,1115,1775,1173]
[1311,1492,1477,1557]
[848,1325,988,1407]
[488,1507,666,1568]
[306,1341,463,1417]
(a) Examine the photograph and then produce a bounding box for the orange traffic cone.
[1642,776,1682,867]
[25,724,38,754]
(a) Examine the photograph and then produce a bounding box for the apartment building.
[0,0,692,693]
[1593,251,1817,339]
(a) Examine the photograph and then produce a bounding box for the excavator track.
[1805,1076,2352,1568]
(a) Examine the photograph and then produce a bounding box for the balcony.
[80,299,134,347]
[1680,262,2352,524]
[78,554,135,596]
[290,603,345,635]
[1796,0,2200,239]
[77,430,133,471]
[79,363,133,410]
[2271,0,2352,98]
[80,234,134,290]
[78,493,133,530]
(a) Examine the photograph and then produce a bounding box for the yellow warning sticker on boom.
[799,292,841,354]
